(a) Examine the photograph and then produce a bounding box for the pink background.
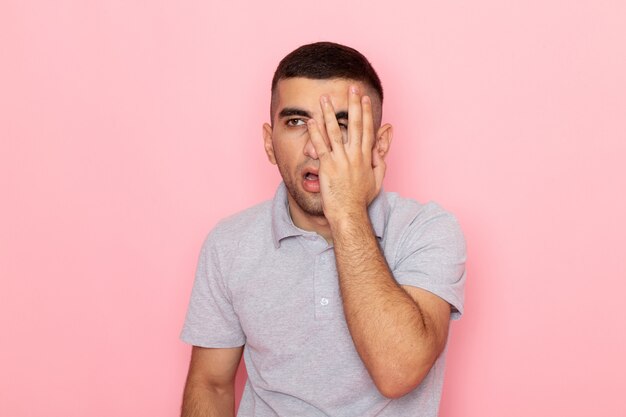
[1,1,625,416]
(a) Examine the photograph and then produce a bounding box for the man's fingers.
[320,95,345,150]
[307,119,330,159]
[361,95,375,162]
[348,85,363,149]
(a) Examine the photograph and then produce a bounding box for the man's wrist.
[327,205,371,235]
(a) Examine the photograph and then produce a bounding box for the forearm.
[181,380,235,417]
[331,210,439,397]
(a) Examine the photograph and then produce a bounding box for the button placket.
[313,249,338,320]
[297,233,329,256]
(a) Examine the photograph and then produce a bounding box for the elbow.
[371,358,435,399]
[373,373,426,399]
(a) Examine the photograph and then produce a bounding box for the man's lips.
[302,168,320,192]
[301,167,319,180]
[304,172,319,181]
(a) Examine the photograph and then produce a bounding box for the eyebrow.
[278,108,312,119]
[278,107,349,120]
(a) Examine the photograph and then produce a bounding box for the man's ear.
[263,123,277,165]
[375,123,393,159]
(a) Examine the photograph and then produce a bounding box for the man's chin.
[282,179,324,216]
[291,192,324,217]
[296,199,324,218]
[303,207,325,217]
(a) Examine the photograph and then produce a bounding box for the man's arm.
[181,345,243,417]
[332,210,451,398]
[307,86,453,398]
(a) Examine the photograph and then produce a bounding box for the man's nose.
[303,132,319,159]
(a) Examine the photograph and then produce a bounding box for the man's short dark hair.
[270,42,384,122]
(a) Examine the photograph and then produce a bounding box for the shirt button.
[320,297,329,306]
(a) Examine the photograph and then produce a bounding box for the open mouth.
[302,168,321,192]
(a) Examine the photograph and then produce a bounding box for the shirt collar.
[271,183,303,248]
[271,182,390,248]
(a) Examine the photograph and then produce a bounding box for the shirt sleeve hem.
[180,331,246,348]
[396,279,464,320]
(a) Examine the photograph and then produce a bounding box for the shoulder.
[382,192,467,318]
[385,192,462,232]
[214,199,273,235]
[383,192,465,254]
[203,199,273,252]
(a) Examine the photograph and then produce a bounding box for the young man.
[180,42,466,417]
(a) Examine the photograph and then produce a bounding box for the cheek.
[273,142,299,169]
[282,126,309,140]
[274,131,308,154]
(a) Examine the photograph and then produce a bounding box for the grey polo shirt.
[181,183,466,417]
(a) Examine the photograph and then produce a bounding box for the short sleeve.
[180,231,246,347]
[392,207,467,320]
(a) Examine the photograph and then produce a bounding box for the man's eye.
[286,118,306,127]
[338,121,348,129]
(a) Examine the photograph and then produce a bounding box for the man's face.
[263,77,384,219]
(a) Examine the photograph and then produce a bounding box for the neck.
[287,199,333,243]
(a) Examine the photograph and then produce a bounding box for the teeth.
[305,173,318,180]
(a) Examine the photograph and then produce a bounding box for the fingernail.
[351,85,359,94]
[320,95,328,104]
